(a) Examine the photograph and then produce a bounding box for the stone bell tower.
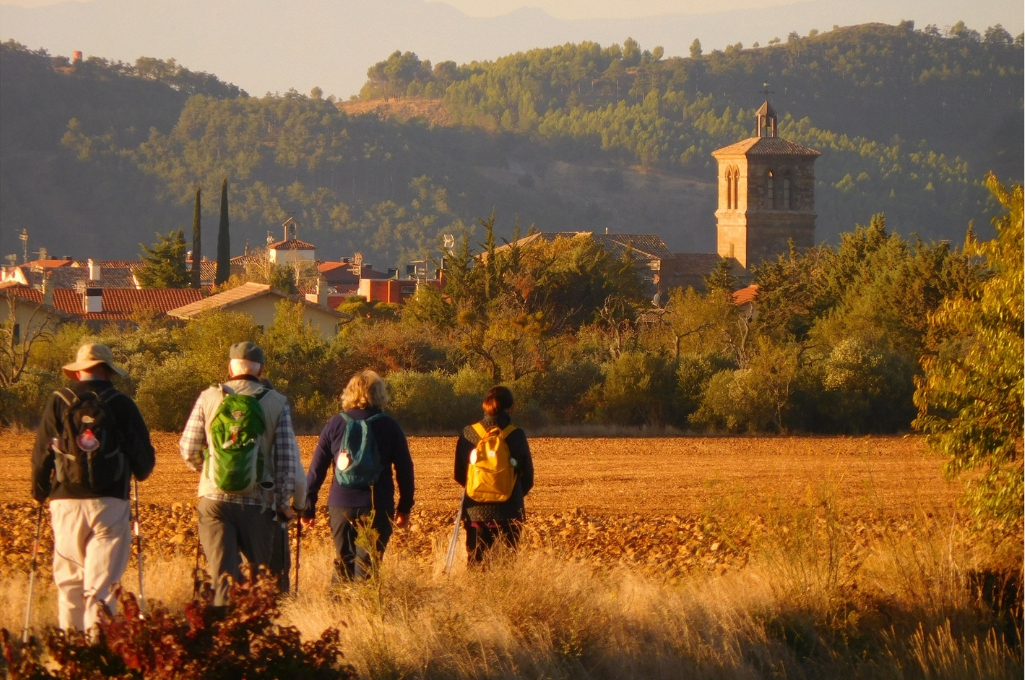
[710,101,820,269]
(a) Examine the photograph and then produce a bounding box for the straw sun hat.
[62,343,128,378]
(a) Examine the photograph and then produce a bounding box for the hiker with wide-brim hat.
[31,343,155,632]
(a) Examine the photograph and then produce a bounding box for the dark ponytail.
[482,386,514,416]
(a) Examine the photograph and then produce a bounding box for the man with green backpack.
[179,342,301,605]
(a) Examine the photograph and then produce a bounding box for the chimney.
[42,275,54,307]
[387,268,398,279]
[88,258,101,281]
[305,277,329,306]
[72,51,83,64]
[83,287,102,314]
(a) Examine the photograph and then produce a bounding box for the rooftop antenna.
[266,231,274,245]
[442,234,455,251]
[19,229,29,264]
[350,252,363,276]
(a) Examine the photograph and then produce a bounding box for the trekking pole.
[444,493,466,574]
[294,518,302,596]
[132,478,146,616]
[21,503,44,644]
[192,525,201,603]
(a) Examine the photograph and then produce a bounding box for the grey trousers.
[197,498,275,606]
[269,520,291,593]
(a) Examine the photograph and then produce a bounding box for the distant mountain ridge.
[1,0,1021,98]
[0,23,1021,265]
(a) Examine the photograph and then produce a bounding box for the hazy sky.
[1,0,1020,98]
[428,1,790,19]
[2,0,1019,23]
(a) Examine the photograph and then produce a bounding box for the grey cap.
[229,341,265,364]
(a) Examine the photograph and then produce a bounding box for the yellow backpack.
[465,423,518,502]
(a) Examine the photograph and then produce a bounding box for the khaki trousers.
[50,498,132,632]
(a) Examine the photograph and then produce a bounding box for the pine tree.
[137,230,189,288]
[191,185,202,288]
[216,178,230,285]
[704,257,738,295]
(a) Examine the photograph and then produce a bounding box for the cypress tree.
[191,185,202,288]
[216,178,230,285]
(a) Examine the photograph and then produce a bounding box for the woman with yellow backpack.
[453,386,534,565]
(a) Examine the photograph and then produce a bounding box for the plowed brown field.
[1,432,960,579]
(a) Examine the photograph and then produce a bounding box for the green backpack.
[206,387,268,494]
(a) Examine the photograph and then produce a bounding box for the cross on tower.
[759,83,773,97]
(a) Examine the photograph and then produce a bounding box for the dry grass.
[5,507,1017,679]
[2,431,1018,678]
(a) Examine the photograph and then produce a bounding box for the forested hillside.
[0,21,1021,264]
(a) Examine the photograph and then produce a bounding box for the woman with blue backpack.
[302,370,414,582]
[454,386,534,565]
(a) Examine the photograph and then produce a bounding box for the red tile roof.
[51,288,205,321]
[24,259,76,269]
[0,283,43,303]
[268,238,317,251]
[731,284,760,306]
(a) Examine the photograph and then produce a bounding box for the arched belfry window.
[766,171,774,209]
[731,165,739,209]
[725,167,733,209]
[725,165,740,209]
[783,174,792,210]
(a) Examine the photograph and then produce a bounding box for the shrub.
[675,353,735,426]
[341,321,449,374]
[591,351,676,426]
[815,337,917,432]
[533,361,603,424]
[2,577,356,679]
[134,355,213,432]
[0,368,62,427]
[386,370,461,433]
[690,369,773,432]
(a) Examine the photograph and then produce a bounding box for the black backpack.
[52,387,126,494]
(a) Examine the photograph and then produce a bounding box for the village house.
[166,282,351,341]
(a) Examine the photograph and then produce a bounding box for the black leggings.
[465,520,521,565]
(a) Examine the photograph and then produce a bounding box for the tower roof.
[711,137,821,158]
[756,100,776,117]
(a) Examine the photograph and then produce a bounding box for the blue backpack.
[334,413,386,488]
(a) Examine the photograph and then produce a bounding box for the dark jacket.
[31,379,155,502]
[304,408,415,517]
[454,411,533,522]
